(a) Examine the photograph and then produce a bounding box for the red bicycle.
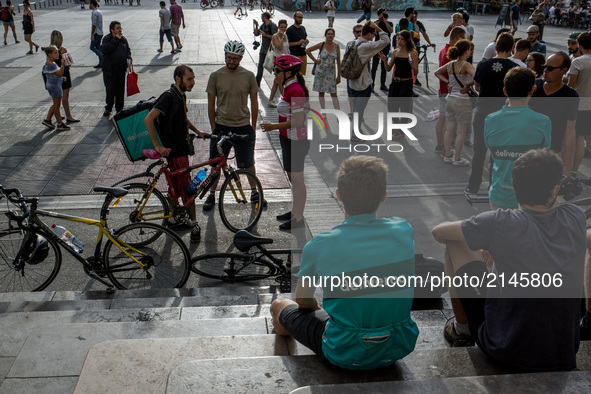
[107,133,265,233]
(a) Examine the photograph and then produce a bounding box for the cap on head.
[568,32,582,42]
[527,25,540,33]
[224,40,245,56]
[274,54,303,70]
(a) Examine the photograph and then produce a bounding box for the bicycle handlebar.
[141,133,245,160]
[0,185,31,222]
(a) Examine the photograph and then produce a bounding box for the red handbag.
[126,64,140,97]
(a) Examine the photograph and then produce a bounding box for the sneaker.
[276,211,292,221]
[464,186,479,194]
[443,319,475,347]
[178,44,183,49]
[203,194,215,211]
[171,50,176,54]
[190,223,201,243]
[279,217,305,230]
[380,85,389,92]
[42,119,54,128]
[453,157,471,167]
[251,190,268,208]
[103,109,111,117]
[581,311,591,341]
[443,155,454,163]
[268,99,277,108]
[157,49,163,53]
[434,145,444,153]
[414,79,422,87]
[56,123,71,131]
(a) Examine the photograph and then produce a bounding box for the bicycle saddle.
[93,187,129,198]
[233,230,273,252]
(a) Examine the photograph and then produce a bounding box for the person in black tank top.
[379,30,418,139]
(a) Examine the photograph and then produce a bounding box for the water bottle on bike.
[186,169,208,196]
[51,224,84,253]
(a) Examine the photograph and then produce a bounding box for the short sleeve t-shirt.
[438,43,451,94]
[511,5,520,20]
[567,54,591,111]
[530,80,579,152]
[484,106,551,208]
[414,20,426,34]
[324,1,336,17]
[482,41,496,60]
[159,8,172,30]
[277,79,307,140]
[91,8,103,36]
[169,3,183,26]
[474,58,518,110]
[299,214,418,370]
[286,25,307,57]
[206,66,258,127]
[153,86,189,158]
[461,205,585,371]
[530,41,547,55]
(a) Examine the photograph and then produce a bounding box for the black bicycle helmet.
[25,234,50,265]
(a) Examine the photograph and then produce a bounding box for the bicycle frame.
[112,134,251,225]
[8,196,149,288]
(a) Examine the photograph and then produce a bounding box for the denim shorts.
[3,20,15,27]
[159,29,173,43]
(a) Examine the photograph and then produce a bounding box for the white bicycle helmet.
[224,40,246,56]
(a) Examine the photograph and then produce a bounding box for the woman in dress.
[50,30,79,123]
[379,30,418,140]
[434,39,475,167]
[22,0,38,55]
[261,54,310,230]
[2,1,19,45]
[41,45,70,131]
[269,19,290,108]
[305,27,341,110]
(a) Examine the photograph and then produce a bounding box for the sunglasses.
[541,64,563,72]
[273,68,282,73]
[354,30,362,34]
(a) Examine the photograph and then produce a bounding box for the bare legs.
[286,171,306,221]
[318,93,340,111]
[62,88,74,121]
[443,121,468,160]
[24,33,38,54]
[45,97,64,125]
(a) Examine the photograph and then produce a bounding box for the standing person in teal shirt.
[485,67,551,210]
[270,156,418,370]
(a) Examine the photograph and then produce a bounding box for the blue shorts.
[3,20,15,27]
[159,29,173,43]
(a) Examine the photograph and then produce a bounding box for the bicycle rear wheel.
[211,0,219,7]
[106,183,170,236]
[200,0,207,7]
[191,253,275,281]
[0,228,61,292]
[104,223,191,290]
[218,169,264,233]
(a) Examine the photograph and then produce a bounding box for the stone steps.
[1,288,588,393]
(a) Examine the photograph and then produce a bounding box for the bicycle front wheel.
[211,0,219,6]
[200,0,208,7]
[218,169,264,233]
[191,253,275,281]
[0,228,61,292]
[104,223,191,290]
[107,183,170,236]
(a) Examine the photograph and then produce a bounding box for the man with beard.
[145,65,209,242]
[567,32,582,59]
[203,41,265,211]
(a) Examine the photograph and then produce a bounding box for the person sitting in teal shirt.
[485,67,551,209]
[270,155,419,370]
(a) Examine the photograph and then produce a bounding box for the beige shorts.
[171,24,180,38]
[445,96,473,125]
[298,55,307,75]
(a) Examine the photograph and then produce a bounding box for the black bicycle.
[417,44,435,89]
[191,230,300,293]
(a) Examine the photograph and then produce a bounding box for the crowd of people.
[6,0,591,375]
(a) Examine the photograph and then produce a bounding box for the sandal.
[26,51,33,55]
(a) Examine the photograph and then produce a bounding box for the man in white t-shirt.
[568,32,591,176]
[510,38,531,67]
[324,0,337,28]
